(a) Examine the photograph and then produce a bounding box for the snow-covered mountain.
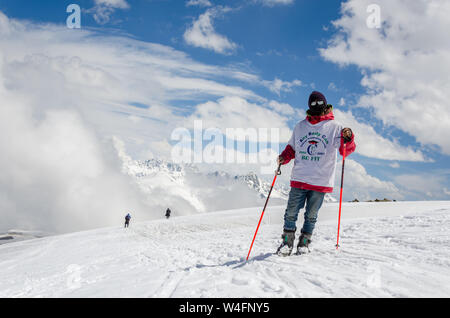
[1,201,449,297]
[208,170,290,200]
[233,171,336,203]
[125,158,291,199]
[119,158,336,216]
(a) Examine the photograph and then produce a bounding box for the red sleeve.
[280,144,296,164]
[339,132,356,157]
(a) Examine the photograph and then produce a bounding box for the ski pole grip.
[276,163,282,175]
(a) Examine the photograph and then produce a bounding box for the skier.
[124,213,131,228]
[276,91,356,256]
[165,208,171,219]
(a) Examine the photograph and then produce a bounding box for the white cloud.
[184,96,293,142]
[334,109,427,162]
[186,0,212,7]
[336,159,402,201]
[328,82,338,92]
[94,0,129,8]
[267,100,298,116]
[184,7,237,55]
[263,78,302,96]
[0,83,149,233]
[394,174,449,199]
[320,0,450,155]
[90,0,130,24]
[389,162,400,168]
[256,0,295,7]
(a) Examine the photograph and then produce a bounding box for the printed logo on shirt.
[307,140,319,155]
[297,132,329,162]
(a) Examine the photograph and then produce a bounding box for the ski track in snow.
[0,202,449,298]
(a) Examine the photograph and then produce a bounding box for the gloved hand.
[342,128,353,143]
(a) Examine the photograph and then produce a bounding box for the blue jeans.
[283,187,326,234]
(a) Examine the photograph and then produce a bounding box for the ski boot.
[295,232,312,255]
[276,229,296,257]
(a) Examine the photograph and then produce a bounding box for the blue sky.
[0,0,449,202]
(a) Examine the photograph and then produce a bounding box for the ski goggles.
[310,100,325,107]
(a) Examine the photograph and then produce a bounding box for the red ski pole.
[246,164,281,261]
[336,138,347,250]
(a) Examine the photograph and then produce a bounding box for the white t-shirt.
[287,119,343,188]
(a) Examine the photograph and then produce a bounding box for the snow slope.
[0,201,449,298]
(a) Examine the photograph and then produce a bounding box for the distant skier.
[276,91,356,256]
[124,213,131,228]
[165,208,171,219]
